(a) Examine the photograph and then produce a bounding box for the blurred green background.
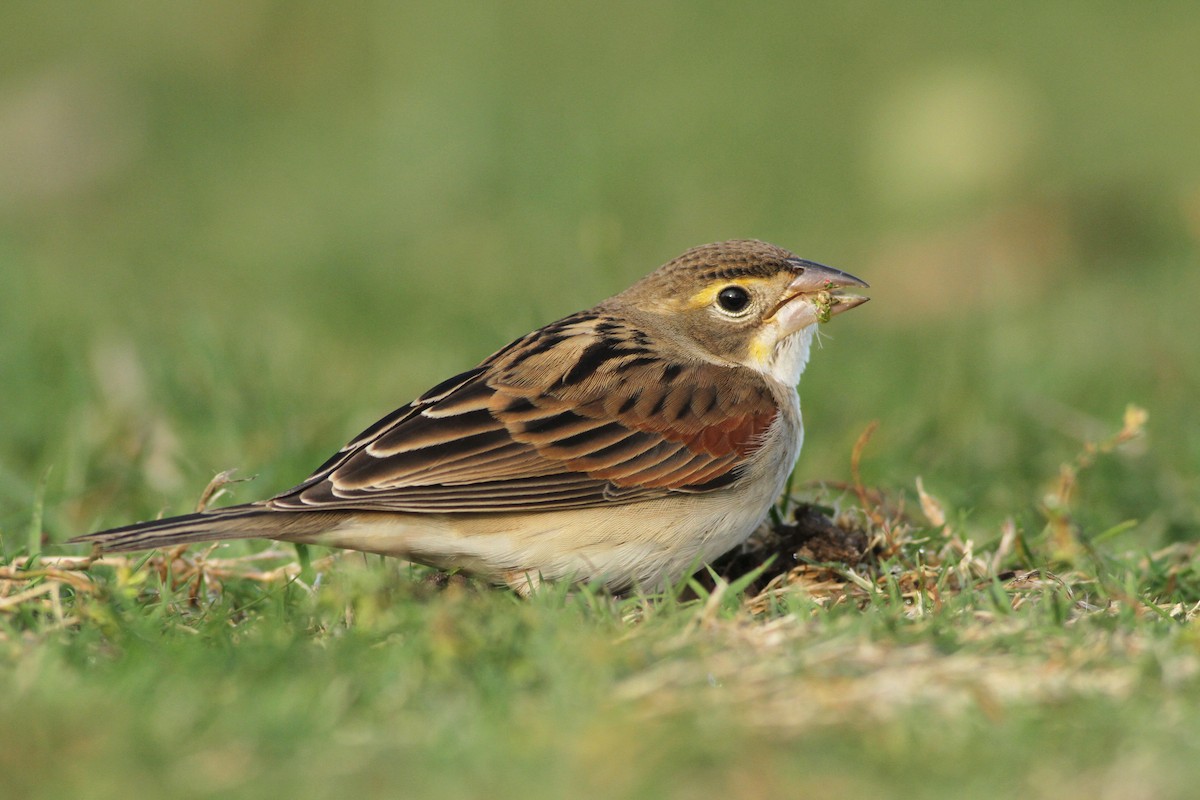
[1,1,1198,545]
[3,5,1200,800]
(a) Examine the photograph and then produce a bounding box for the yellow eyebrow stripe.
[685,284,723,309]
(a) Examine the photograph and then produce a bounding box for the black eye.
[716,286,751,314]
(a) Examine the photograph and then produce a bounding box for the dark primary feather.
[73,505,340,553]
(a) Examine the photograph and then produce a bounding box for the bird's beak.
[769,259,870,332]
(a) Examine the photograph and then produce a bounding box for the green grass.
[3,3,1200,798]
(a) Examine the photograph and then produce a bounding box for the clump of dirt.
[705,503,873,596]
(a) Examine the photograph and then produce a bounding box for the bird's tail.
[70,504,337,553]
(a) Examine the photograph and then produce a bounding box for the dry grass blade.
[0,548,339,625]
[194,469,255,513]
[0,579,80,634]
[850,420,881,523]
[0,555,100,593]
[1042,404,1149,559]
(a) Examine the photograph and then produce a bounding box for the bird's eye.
[716,285,752,314]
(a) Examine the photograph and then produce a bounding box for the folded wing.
[269,311,780,514]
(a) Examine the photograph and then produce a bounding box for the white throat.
[769,326,815,386]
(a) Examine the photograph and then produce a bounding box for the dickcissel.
[72,240,868,593]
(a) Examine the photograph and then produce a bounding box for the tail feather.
[70,504,338,553]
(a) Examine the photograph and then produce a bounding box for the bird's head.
[616,240,869,384]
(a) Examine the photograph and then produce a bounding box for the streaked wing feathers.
[270,312,779,514]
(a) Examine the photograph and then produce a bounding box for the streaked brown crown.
[620,240,802,297]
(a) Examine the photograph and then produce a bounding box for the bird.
[71,240,868,594]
